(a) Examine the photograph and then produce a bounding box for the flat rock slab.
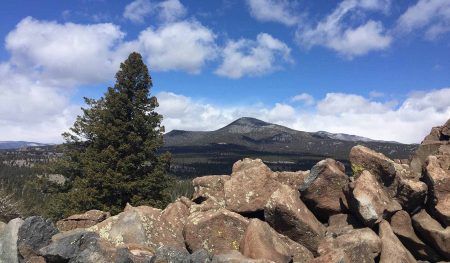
[56,209,110,232]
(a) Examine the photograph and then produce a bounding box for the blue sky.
[0,0,449,143]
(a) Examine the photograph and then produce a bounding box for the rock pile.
[1,119,450,262]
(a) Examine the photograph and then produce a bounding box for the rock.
[350,145,397,182]
[240,219,313,263]
[424,155,450,226]
[211,251,274,263]
[412,209,450,260]
[17,216,58,263]
[350,145,427,213]
[264,184,325,254]
[317,228,381,263]
[184,208,249,255]
[299,159,349,221]
[192,175,229,208]
[150,246,190,263]
[347,170,401,226]
[378,220,417,263]
[190,249,213,263]
[88,204,185,252]
[40,230,136,263]
[310,250,349,263]
[0,218,24,263]
[390,210,442,261]
[224,159,282,214]
[56,209,110,232]
[24,256,46,263]
[273,170,310,190]
[161,197,192,237]
[326,213,362,237]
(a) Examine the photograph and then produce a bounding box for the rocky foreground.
[1,119,449,263]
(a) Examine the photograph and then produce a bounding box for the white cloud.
[397,0,450,39]
[156,88,450,144]
[291,93,315,105]
[246,0,300,26]
[6,17,125,85]
[123,0,186,24]
[133,20,217,73]
[216,33,292,79]
[296,0,392,57]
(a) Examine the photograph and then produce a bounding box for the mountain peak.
[228,117,270,127]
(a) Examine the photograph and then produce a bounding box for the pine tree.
[46,52,172,218]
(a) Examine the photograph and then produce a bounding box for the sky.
[0,0,449,144]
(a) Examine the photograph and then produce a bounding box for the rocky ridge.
[1,119,450,263]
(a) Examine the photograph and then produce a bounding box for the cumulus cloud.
[156,88,450,144]
[296,0,392,57]
[397,0,450,39]
[123,0,187,24]
[291,93,315,105]
[133,20,217,73]
[6,17,125,85]
[246,0,300,26]
[216,33,292,79]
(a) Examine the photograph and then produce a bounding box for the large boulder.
[149,246,190,263]
[184,208,249,255]
[39,230,137,263]
[240,219,313,263]
[87,204,185,253]
[0,218,24,263]
[410,118,450,174]
[224,159,282,214]
[347,170,401,226]
[17,216,58,263]
[56,209,110,232]
[273,170,309,190]
[390,210,442,261]
[299,159,349,221]
[191,175,230,213]
[310,250,349,263]
[317,228,381,263]
[412,209,450,260]
[326,213,362,237]
[350,145,427,213]
[161,196,192,237]
[378,220,416,263]
[424,155,450,226]
[264,184,325,254]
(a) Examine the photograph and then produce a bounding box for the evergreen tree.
[46,52,172,218]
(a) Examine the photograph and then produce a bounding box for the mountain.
[162,117,418,178]
[0,141,50,150]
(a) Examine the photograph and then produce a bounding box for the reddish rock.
[378,220,416,263]
[161,197,192,237]
[191,175,230,213]
[264,184,325,254]
[56,210,110,232]
[224,159,282,213]
[424,155,450,226]
[310,250,349,263]
[240,219,313,263]
[184,208,249,255]
[273,170,309,190]
[390,210,442,261]
[211,250,274,263]
[326,213,362,237]
[299,159,349,221]
[25,256,46,263]
[348,170,401,226]
[87,204,185,253]
[412,209,450,260]
[350,145,397,183]
[318,228,381,263]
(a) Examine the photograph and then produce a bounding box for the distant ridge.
[0,141,50,150]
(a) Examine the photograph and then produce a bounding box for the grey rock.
[150,246,190,263]
[0,218,24,263]
[17,216,58,263]
[190,249,212,263]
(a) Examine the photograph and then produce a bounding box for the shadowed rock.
[424,155,450,226]
[390,210,442,261]
[299,158,349,221]
[264,184,325,254]
[240,219,313,263]
[379,220,417,263]
[211,250,274,263]
[56,209,110,232]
